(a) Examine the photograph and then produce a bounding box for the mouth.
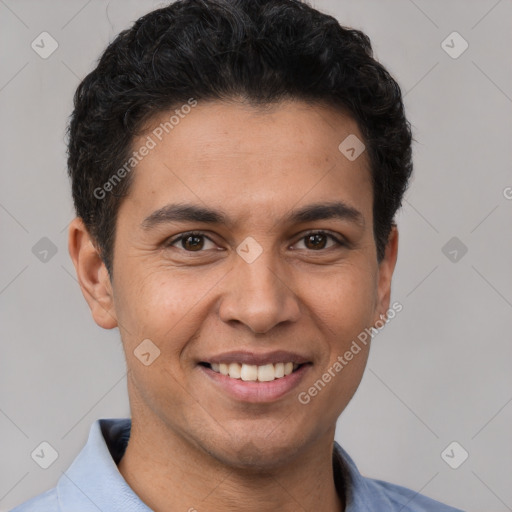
[198,361,308,382]
[198,360,312,403]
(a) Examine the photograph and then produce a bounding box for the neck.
[117,416,345,512]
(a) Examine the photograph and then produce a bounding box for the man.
[12,0,464,510]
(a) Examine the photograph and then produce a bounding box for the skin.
[68,99,398,512]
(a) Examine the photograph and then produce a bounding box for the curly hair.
[67,0,413,278]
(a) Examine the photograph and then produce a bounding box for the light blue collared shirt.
[11,418,465,511]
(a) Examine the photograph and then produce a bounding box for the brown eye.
[295,231,344,251]
[304,233,328,250]
[181,234,204,251]
[166,232,216,252]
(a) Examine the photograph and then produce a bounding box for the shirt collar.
[57,418,387,512]
[333,439,394,511]
[57,418,151,511]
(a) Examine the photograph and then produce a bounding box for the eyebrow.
[140,200,365,231]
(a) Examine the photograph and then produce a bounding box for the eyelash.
[165,230,346,252]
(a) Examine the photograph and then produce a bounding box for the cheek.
[300,263,375,396]
[115,267,222,354]
[302,261,377,335]
[117,270,204,415]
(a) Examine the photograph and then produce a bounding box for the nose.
[218,249,301,334]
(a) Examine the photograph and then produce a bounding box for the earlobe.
[68,217,118,330]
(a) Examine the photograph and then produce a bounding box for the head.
[68,0,412,468]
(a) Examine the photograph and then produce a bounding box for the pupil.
[306,233,326,250]
[184,235,203,251]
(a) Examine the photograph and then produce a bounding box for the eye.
[165,230,345,253]
[166,231,217,252]
[292,230,345,251]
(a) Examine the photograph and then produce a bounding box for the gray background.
[1,0,511,511]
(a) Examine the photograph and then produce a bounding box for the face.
[71,99,398,469]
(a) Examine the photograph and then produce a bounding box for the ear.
[67,217,118,329]
[373,225,399,325]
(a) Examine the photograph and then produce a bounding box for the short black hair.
[67,0,413,278]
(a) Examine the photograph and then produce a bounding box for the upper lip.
[202,350,311,366]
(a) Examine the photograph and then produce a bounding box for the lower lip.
[199,364,312,403]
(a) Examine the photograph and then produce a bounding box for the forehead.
[121,99,373,229]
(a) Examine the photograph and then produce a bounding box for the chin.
[205,434,303,472]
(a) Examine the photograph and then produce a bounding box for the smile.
[201,362,302,382]
[199,361,312,402]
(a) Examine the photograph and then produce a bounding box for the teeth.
[258,364,275,382]
[209,362,301,381]
[228,362,241,379]
[241,364,258,381]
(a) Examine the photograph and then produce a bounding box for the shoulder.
[9,487,60,511]
[366,476,466,511]
[333,441,465,512]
